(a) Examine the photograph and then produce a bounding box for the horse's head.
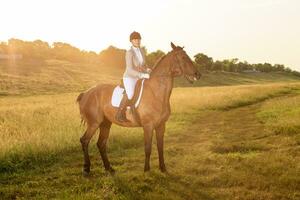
[169,42,201,83]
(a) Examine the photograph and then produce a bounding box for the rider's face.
[131,39,141,47]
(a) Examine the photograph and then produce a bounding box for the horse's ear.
[171,42,176,50]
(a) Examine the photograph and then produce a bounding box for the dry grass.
[1,82,300,199]
[171,82,300,113]
[0,82,299,171]
[257,91,300,136]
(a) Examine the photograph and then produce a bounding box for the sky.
[0,0,299,70]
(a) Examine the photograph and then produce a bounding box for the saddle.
[119,78,144,125]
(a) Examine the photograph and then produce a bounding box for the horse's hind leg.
[97,118,114,174]
[80,123,99,176]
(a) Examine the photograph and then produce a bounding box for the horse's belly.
[103,105,142,127]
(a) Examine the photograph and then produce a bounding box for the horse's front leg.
[143,124,154,172]
[155,122,166,172]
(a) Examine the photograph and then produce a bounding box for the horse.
[76,42,201,176]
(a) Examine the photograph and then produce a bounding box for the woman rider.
[115,31,152,122]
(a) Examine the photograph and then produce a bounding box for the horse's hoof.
[144,167,150,172]
[106,167,115,175]
[160,168,167,173]
[82,170,90,177]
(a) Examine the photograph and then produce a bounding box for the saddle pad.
[111,79,145,108]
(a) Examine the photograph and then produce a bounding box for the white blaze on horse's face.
[170,42,201,83]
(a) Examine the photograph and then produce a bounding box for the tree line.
[0,38,299,76]
[193,53,299,76]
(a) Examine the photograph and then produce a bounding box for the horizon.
[0,0,299,70]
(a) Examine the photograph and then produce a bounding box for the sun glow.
[1,0,299,70]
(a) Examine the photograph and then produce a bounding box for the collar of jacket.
[130,46,145,66]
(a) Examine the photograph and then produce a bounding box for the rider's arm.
[125,50,142,78]
[142,64,152,73]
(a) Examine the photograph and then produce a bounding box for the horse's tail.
[76,92,86,127]
[76,92,84,103]
[75,85,103,127]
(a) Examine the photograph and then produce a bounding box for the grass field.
[1,82,300,199]
[174,71,300,87]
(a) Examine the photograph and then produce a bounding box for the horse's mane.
[152,54,167,69]
[151,51,173,71]
[151,47,182,70]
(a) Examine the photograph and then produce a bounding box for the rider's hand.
[146,68,152,73]
[136,65,144,72]
[140,73,150,79]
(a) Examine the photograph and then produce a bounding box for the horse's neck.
[148,56,174,104]
[150,54,171,77]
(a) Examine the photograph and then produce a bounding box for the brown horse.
[76,42,201,176]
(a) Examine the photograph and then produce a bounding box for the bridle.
[170,50,185,77]
[150,50,185,78]
[170,49,197,83]
[149,49,196,86]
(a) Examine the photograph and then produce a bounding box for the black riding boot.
[115,94,130,122]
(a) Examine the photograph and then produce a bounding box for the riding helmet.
[129,31,141,41]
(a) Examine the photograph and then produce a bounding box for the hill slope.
[1,60,300,96]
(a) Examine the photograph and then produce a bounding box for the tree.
[222,58,239,72]
[274,64,285,72]
[51,42,83,62]
[146,50,165,67]
[31,40,51,60]
[194,53,213,71]
[212,60,224,71]
[0,42,7,53]
[98,45,126,69]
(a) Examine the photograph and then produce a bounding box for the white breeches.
[123,77,138,100]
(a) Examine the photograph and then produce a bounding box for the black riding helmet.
[129,31,141,41]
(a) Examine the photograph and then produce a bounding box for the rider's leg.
[115,92,130,122]
[123,77,138,100]
[115,77,138,122]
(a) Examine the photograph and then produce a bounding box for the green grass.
[257,89,300,136]
[1,82,300,199]
[175,71,300,87]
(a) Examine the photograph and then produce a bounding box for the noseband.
[170,51,184,76]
